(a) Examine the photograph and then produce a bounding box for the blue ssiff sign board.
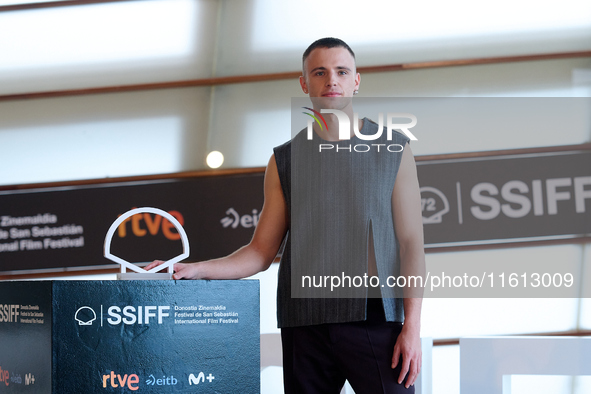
[0,280,260,393]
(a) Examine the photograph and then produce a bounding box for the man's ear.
[299,75,308,94]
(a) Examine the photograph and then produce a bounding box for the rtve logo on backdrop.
[116,209,184,240]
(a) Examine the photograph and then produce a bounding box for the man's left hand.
[391,324,422,388]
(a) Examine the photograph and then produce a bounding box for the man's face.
[300,46,360,109]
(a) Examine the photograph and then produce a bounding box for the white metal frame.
[103,207,190,274]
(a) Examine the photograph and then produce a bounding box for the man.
[148,37,425,393]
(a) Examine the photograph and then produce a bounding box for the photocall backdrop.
[0,174,264,274]
[0,147,589,275]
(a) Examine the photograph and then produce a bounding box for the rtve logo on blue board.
[101,371,139,391]
[0,367,36,388]
[0,366,9,387]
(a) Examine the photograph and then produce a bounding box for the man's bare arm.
[146,154,288,279]
[390,144,426,388]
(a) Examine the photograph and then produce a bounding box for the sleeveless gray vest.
[273,118,409,328]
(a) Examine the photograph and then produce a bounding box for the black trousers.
[281,299,414,394]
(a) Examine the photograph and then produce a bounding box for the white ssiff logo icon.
[74,306,96,326]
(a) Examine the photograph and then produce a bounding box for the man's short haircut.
[302,37,356,72]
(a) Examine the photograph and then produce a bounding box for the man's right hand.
[144,260,200,280]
